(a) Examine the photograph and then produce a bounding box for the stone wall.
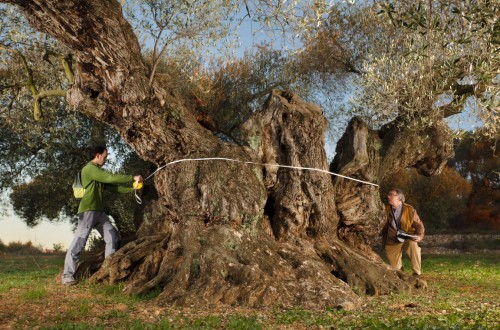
[420,234,500,254]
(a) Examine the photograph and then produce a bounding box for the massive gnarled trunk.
[5,0,454,309]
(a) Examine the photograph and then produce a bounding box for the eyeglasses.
[387,193,398,197]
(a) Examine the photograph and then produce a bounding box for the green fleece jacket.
[78,162,134,214]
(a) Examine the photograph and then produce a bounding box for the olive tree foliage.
[298,0,498,138]
[122,0,240,87]
[371,0,499,135]
[0,5,72,120]
[380,166,472,230]
[0,5,144,226]
[0,0,336,132]
[0,2,155,226]
[189,46,303,141]
[126,0,343,146]
[122,0,335,89]
[1,6,84,182]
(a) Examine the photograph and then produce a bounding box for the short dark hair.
[89,145,107,160]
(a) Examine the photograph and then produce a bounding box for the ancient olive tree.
[0,0,463,309]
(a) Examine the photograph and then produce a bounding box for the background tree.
[380,166,472,230]
[0,5,153,231]
[449,131,499,230]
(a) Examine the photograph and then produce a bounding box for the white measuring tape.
[134,157,378,204]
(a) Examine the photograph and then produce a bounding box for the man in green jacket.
[62,145,143,285]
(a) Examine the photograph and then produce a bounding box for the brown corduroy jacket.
[382,203,425,246]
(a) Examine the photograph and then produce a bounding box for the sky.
[0,202,75,250]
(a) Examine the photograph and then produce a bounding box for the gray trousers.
[63,211,119,278]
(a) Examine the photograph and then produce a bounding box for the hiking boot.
[62,275,77,285]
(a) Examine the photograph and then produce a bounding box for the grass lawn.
[0,252,498,329]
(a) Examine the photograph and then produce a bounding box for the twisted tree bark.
[4,0,454,309]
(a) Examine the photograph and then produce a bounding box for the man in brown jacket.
[383,188,425,276]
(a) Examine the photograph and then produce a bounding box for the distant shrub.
[52,243,65,253]
[0,241,45,255]
[87,235,105,253]
[448,238,500,252]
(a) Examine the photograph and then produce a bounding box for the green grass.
[0,254,62,292]
[226,315,263,329]
[0,253,498,329]
[21,287,47,300]
[41,324,106,330]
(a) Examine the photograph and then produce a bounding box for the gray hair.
[391,188,405,203]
